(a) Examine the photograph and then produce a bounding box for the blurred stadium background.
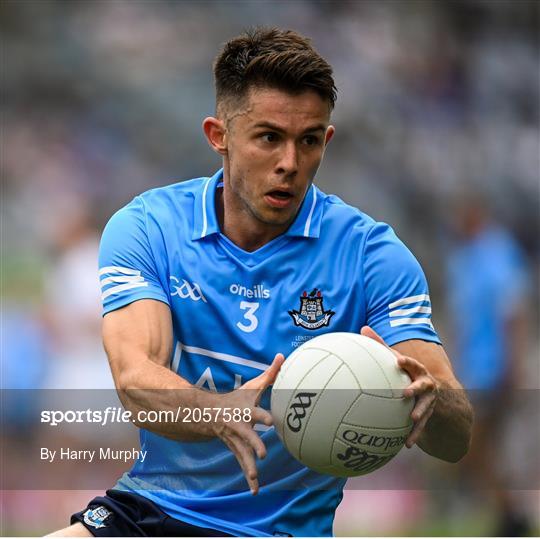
[1,0,539,535]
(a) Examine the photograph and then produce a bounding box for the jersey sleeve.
[98,197,170,315]
[362,222,441,346]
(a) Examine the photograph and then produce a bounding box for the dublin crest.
[288,288,335,330]
[83,506,112,529]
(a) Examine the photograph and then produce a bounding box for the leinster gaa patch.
[288,288,335,330]
[83,506,112,529]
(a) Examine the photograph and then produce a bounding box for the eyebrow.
[252,121,327,134]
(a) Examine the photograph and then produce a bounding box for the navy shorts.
[71,489,232,537]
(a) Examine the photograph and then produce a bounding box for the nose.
[275,141,298,176]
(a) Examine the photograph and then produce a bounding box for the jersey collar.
[192,169,222,240]
[284,183,323,238]
[192,169,323,240]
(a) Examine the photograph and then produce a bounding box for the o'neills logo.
[342,429,407,451]
[229,283,270,299]
[286,392,317,432]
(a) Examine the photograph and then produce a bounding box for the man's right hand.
[207,352,285,495]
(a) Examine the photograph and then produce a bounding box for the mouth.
[264,189,294,209]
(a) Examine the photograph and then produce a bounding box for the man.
[446,197,531,536]
[49,28,472,537]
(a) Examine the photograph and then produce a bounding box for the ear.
[202,117,227,155]
[324,125,335,146]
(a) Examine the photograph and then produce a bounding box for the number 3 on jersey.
[237,301,259,333]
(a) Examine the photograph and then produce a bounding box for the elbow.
[430,433,471,463]
[444,439,470,463]
[115,369,134,391]
[108,355,140,391]
[109,362,142,413]
[113,372,135,414]
[426,402,474,463]
[443,407,474,463]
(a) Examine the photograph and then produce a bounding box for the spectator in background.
[445,194,531,536]
[42,195,113,389]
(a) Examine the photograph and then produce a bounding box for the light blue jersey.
[446,224,529,390]
[99,169,441,536]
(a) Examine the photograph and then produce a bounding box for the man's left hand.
[360,326,440,449]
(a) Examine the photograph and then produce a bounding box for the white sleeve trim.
[390,317,434,328]
[99,266,141,276]
[101,281,149,300]
[100,275,145,286]
[389,306,432,317]
[388,294,430,309]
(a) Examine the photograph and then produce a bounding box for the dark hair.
[214,27,337,113]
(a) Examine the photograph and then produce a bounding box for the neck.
[216,188,289,252]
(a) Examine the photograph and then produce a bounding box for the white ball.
[271,332,413,477]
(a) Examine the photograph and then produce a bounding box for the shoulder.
[321,192,376,229]
[319,190,405,252]
[318,189,427,286]
[323,194,440,344]
[134,176,208,213]
[106,176,208,228]
[319,191,376,243]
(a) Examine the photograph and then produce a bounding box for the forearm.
[391,339,473,462]
[417,380,473,462]
[102,301,224,442]
[111,351,221,442]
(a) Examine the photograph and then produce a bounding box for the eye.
[261,132,278,143]
[303,135,321,146]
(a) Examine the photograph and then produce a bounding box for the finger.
[251,406,274,427]
[403,376,435,399]
[406,415,431,449]
[360,326,390,349]
[238,424,268,460]
[262,353,286,385]
[255,354,287,403]
[224,435,256,480]
[258,353,286,401]
[397,355,428,379]
[224,434,260,495]
[243,353,286,393]
[406,400,435,448]
[229,419,268,459]
[410,391,437,423]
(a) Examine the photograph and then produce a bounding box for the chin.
[256,211,293,227]
[268,216,296,228]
